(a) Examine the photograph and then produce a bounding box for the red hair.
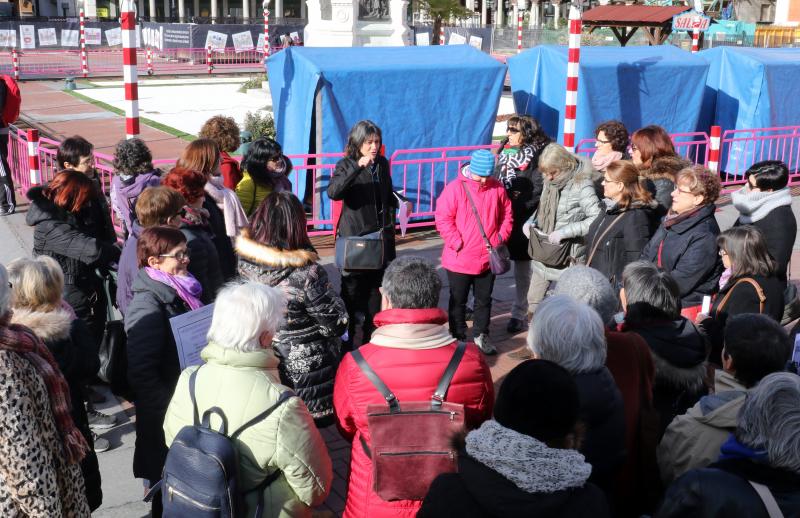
[631,125,676,168]
[45,170,96,213]
[162,166,207,204]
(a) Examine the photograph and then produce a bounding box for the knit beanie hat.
[468,149,496,177]
[554,265,619,326]
[494,359,580,443]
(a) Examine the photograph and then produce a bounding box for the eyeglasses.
[675,187,694,195]
[596,138,611,145]
[159,251,189,261]
[506,127,520,134]
[601,177,621,184]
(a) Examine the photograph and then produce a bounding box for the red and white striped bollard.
[439,25,445,45]
[563,4,582,152]
[263,5,270,62]
[206,46,213,74]
[707,125,721,173]
[27,129,40,186]
[11,47,19,81]
[146,47,153,75]
[121,0,139,139]
[79,9,88,78]
[517,9,523,53]
[691,16,700,53]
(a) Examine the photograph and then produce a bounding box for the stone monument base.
[304,0,410,47]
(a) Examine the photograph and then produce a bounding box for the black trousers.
[0,132,15,211]
[447,269,495,339]
[340,269,384,349]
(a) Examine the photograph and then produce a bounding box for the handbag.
[96,270,130,398]
[335,230,385,270]
[528,226,573,268]
[585,212,626,267]
[351,342,467,501]
[462,183,511,275]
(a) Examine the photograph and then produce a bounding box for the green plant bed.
[238,74,267,93]
[243,109,276,140]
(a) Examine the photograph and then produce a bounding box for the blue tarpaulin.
[698,47,800,132]
[266,46,506,221]
[507,45,710,145]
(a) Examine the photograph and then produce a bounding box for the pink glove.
[548,230,562,245]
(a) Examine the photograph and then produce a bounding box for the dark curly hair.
[595,120,629,153]
[199,115,241,154]
[508,115,550,150]
[112,138,154,177]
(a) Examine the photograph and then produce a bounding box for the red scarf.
[0,318,88,464]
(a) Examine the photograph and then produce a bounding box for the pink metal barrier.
[6,125,800,236]
[1,46,276,79]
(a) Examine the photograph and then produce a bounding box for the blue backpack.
[145,367,295,517]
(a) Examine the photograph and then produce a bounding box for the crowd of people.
[0,113,798,518]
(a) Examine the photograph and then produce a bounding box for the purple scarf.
[145,267,204,310]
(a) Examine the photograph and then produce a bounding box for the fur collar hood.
[10,307,73,342]
[235,230,318,268]
[639,155,691,181]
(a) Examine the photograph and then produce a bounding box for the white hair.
[737,372,800,474]
[528,295,607,374]
[206,281,286,353]
[0,263,9,318]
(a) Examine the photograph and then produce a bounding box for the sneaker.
[474,334,496,355]
[506,318,526,334]
[87,408,117,430]
[508,348,534,360]
[92,432,111,453]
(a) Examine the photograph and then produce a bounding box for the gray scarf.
[731,185,792,224]
[465,420,592,494]
[537,168,572,233]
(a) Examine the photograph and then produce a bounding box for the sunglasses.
[506,127,520,133]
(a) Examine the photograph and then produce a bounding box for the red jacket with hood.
[333,308,494,518]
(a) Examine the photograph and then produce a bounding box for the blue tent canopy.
[507,45,710,145]
[266,45,506,222]
[698,47,800,132]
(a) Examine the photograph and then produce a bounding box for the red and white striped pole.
[263,2,270,62]
[11,47,19,81]
[79,8,88,78]
[707,125,721,173]
[27,129,40,186]
[690,15,700,53]
[146,47,153,75]
[563,4,582,152]
[206,45,213,74]
[121,0,139,139]
[517,9,523,53]
[439,25,445,45]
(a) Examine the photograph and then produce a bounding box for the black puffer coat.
[125,270,189,482]
[573,367,627,491]
[327,156,398,265]
[419,451,610,518]
[656,457,800,517]
[495,145,546,260]
[640,204,724,307]
[735,204,797,284]
[585,200,658,287]
[180,220,224,304]
[236,231,348,425]
[11,307,103,511]
[203,194,237,281]
[625,318,708,438]
[25,186,120,287]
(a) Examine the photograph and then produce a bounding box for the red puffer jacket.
[333,308,495,518]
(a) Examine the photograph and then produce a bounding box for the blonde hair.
[6,256,65,311]
[676,165,721,205]
[538,143,578,177]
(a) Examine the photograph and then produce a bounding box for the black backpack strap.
[351,349,400,413]
[431,341,467,409]
[189,367,202,426]
[231,390,296,440]
[250,469,283,518]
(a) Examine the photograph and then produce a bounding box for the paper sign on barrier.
[85,27,102,45]
[256,32,266,53]
[105,27,122,46]
[205,30,228,51]
[415,31,430,46]
[38,28,57,46]
[448,32,467,45]
[232,31,254,52]
[469,35,482,49]
[0,30,16,48]
[20,25,35,49]
[61,29,79,47]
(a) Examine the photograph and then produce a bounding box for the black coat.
[25,186,120,287]
[327,156,398,264]
[125,269,189,481]
[181,220,224,304]
[236,234,348,425]
[203,194,237,281]
[585,201,657,287]
[626,319,708,438]
[735,205,797,284]
[573,367,627,490]
[701,273,785,366]
[656,457,800,518]
[419,452,610,518]
[495,148,545,260]
[641,204,724,307]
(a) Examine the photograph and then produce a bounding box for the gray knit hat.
[553,265,619,326]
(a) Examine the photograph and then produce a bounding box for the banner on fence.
[105,26,122,46]
[0,30,16,47]
[61,29,79,47]
[20,25,35,48]
[85,27,102,45]
[232,30,254,52]
[38,27,57,46]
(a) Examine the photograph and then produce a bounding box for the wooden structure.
[582,5,692,46]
